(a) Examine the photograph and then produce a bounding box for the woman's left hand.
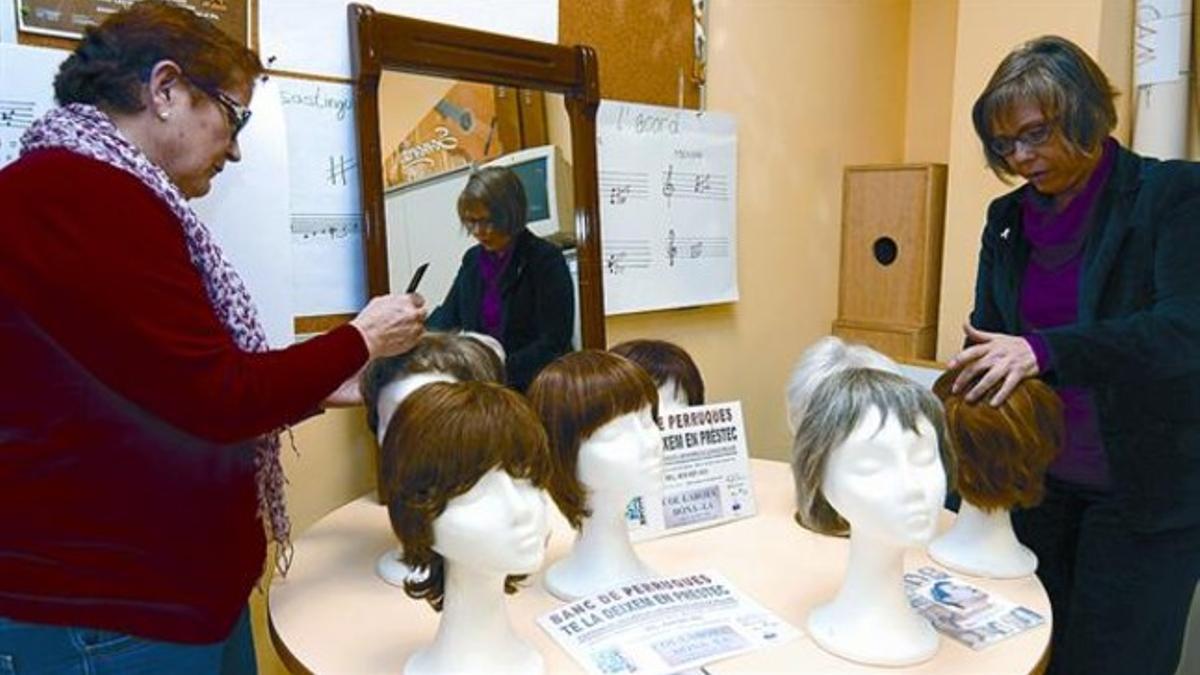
[947,324,1039,406]
[322,365,366,408]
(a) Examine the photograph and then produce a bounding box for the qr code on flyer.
[592,647,638,674]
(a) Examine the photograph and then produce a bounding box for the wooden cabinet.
[832,164,947,360]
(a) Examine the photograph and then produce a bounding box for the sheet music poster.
[598,101,737,315]
[1,44,64,169]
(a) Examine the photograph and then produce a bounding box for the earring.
[158,111,170,121]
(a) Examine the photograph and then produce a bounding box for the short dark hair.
[359,332,504,437]
[610,339,705,405]
[457,166,527,237]
[972,35,1117,178]
[381,381,553,611]
[54,0,263,113]
[527,350,658,529]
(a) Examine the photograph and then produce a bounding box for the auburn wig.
[527,350,658,529]
[380,381,553,610]
[932,368,1062,511]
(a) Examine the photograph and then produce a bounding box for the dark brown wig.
[380,381,553,611]
[360,332,504,437]
[933,368,1063,511]
[610,339,705,406]
[527,350,658,529]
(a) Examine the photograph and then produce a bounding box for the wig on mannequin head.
[609,339,705,406]
[380,381,553,611]
[932,368,1063,511]
[527,350,659,529]
[360,331,505,438]
[786,336,901,433]
[792,368,952,536]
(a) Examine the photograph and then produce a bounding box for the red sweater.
[0,149,367,642]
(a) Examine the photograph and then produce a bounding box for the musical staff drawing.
[326,154,359,186]
[0,100,36,129]
[661,163,730,203]
[599,169,651,205]
[291,214,362,242]
[603,238,654,275]
[663,232,730,263]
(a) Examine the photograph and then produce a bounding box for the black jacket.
[427,229,574,391]
[970,143,1200,531]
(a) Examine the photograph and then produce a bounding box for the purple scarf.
[22,104,294,573]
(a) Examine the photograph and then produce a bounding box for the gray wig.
[786,336,900,433]
[792,367,951,536]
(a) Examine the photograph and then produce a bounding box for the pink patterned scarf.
[22,103,293,574]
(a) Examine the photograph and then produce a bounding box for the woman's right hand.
[349,293,427,359]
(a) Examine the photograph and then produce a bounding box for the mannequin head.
[786,336,900,433]
[609,339,704,411]
[527,350,659,529]
[932,368,1062,511]
[360,331,504,440]
[792,368,951,538]
[381,381,553,610]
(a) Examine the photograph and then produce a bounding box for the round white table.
[269,459,1050,674]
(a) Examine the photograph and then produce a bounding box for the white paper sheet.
[1135,0,1191,86]
[192,78,295,347]
[259,0,558,80]
[626,402,757,542]
[276,76,367,317]
[0,44,66,169]
[598,101,738,315]
[0,0,16,43]
[539,570,800,675]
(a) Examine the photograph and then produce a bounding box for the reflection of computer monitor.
[484,144,573,238]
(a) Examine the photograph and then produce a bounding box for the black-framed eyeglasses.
[989,123,1052,157]
[461,217,494,234]
[185,75,252,139]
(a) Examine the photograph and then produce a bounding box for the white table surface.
[269,459,1050,674]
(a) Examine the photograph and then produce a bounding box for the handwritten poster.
[259,0,558,80]
[598,101,737,315]
[192,78,294,347]
[18,0,249,43]
[0,44,65,169]
[1135,0,1191,86]
[277,77,367,317]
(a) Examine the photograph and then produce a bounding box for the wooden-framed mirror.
[349,3,606,360]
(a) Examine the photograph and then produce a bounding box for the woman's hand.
[322,365,366,408]
[349,293,427,359]
[947,324,1039,406]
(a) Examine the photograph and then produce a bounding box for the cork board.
[560,0,701,109]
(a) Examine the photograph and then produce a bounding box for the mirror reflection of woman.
[949,35,1200,675]
[427,166,574,391]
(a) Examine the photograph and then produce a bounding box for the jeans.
[1014,477,1200,675]
[0,606,255,674]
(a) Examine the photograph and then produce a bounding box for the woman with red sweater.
[0,3,424,672]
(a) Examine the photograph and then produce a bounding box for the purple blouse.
[1020,138,1117,488]
[478,242,514,340]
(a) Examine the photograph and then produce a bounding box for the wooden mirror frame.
[349,3,606,349]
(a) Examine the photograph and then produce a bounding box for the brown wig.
[932,368,1063,511]
[972,35,1118,180]
[457,166,527,237]
[793,368,951,536]
[380,381,553,611]
[527,350,658,529]
[359,332,504,437]
[610,339,705,406]
[54,1,263,114]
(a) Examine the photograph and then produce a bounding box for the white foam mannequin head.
[544,405,663,600]
[459,330,506,364]
[376,371,458,587]
[405,467,549,675]
[928,502,1037,579]
[807,405,945,667]
[656,378,689,414]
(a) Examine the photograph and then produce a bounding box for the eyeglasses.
[988,123,1052,157]
[461,217,494,234]
[185,75,252,140]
